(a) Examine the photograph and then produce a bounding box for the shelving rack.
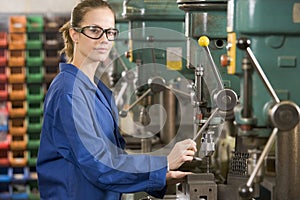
[0,14,66,200]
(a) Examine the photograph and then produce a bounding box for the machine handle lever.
[246,127,278,187]
[119,88,151,117]
[246,47,280,103]
[112,46,128,71]
[198,36,224,90]
[164,85,190,97]
[239,128,278,199]
[193,107,219,141]
[237,38,280,103]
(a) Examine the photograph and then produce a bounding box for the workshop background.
[0,0,300,200]
[0,1,78,199]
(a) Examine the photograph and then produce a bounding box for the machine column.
[276,123,300,200]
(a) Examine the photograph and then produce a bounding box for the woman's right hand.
[166,171,192,185]
[167,139,197,170]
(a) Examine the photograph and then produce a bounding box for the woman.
[37,0,197,199]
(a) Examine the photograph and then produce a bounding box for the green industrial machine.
[108,0,240,87]
[120,0,191,79]
[226,0,300,128]
[102,0,300,200]
[223,1,300,199]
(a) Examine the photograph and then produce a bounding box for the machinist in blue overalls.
[37,1,197,199]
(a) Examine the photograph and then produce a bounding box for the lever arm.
[119,88,151,117]
[237,38,280,103]
[193,108,219,141]
[198,36,224,90]
[239,128,278,199]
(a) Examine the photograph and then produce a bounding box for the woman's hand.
[166,171,192,185]
[167,139,197,170]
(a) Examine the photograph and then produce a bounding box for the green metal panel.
[231,0,300,127]
[129,21,193,80]
[236,0,300,34]
[114,5,194,80]
[119,0,185,20]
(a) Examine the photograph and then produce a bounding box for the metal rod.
[115,82,128,105]
[193,108,219,141]
[242,58,252,118]
[123,88,151,113]
[206,156,210,173]
[117,54,128,72]
[203,46,224,90]
[112,46,128,71]
[195,65,204,103]
[164,86,190,97]
[246,128,278,187]
[246,47,280,103]
[193,156,202,161]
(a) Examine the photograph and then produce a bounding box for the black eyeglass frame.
[73,25,119,41]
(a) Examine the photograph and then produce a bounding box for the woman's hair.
[59,0,115,62]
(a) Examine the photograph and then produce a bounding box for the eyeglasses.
[73,25,119,41]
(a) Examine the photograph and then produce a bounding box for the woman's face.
[73,7,115,63]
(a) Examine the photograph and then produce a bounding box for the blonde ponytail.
[59,21,74,63]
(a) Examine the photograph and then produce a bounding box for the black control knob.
[237,38,251,50]
[239,185,254,199]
